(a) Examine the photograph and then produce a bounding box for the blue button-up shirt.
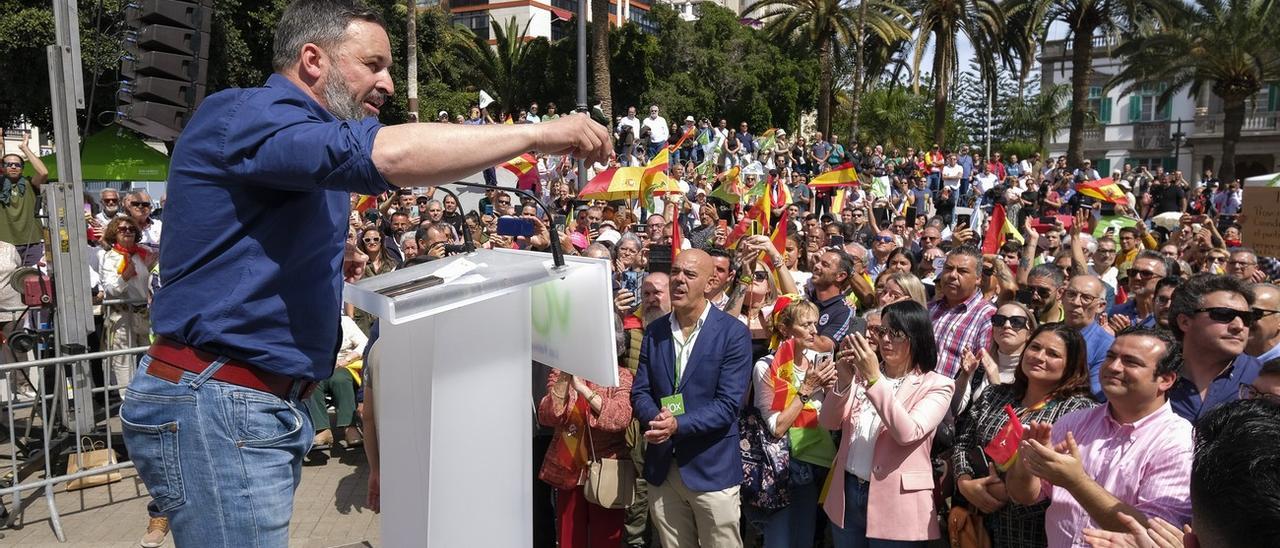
[957,154,973,179]
[1252,341,1280,365]
[1080,321,1115,402]
[152,74,394,380]
[1169,354,1261,422]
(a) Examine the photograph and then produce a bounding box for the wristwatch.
[798,392,812,404]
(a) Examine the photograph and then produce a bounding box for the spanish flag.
[984,404,1024,472]
[669,125,698,152]
[353,194,380,214]
[770,177,792,209]
[770,206,789,255]
[1077,177,1130,206]
[500,153,539,189]
[809,162,859,188]
[830,187,847,213]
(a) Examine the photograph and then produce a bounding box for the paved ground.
[1,444,380,547]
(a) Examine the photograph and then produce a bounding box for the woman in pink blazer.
[819,300,955,546]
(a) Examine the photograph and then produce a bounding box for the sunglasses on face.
[752,271,768,282]
[102,198,119,204]
[117,227,138,234]
[1253,308,1280,321]
[1127,268,1160,279]
[130,201,151,208]
[874,236,894,244]
[868,326,908,343]
[1027,286,1054,298]
[1195,307,1255,326]
[2,162,22,168]
[363,237,381,244]
[991,314,1029,330]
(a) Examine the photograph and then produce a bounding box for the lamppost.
[1170,118,1186,172]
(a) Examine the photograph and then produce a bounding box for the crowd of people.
[6,84,1280,548]
[331,104,1280,548]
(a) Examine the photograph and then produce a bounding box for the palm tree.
[1006,83,1073,153]
[590,0,612,118]
[750,0,909,137]
[455,16,537,117]
[1005,0,1176,167]
[908,0,1009,147]
[1109,0,1279,183]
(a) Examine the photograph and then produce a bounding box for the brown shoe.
[140,516,169,547]
[312,429,333,450]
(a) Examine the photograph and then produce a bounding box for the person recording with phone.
[745,298,838,548]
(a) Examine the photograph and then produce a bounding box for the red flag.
[354,194,379,214]
[983,204,1008,254]
[500,153,540,190]
[1077,177,1130,206]
[984,404,1024,471]
[670,215,683,258]
[770,206,789,255]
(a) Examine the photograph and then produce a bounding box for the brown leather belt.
[145,337,314,400]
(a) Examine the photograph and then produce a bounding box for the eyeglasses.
[363,237,382,244]
[1127,268,1160,280]
[752,271,768,282]
[1195,307,1255,326]
[1062,289,1100,306]
[1026,286,1054,299]
[868,326,909,343]
[102,198,119,204]
[130,201,152,208]
[1228,260,1257,268]
[2,162,21,168]
[1238,384,1280,402]
[991,314,1030,330]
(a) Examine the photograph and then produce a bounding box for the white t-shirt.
[942,164,964,189]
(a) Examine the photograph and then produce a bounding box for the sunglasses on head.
[991,314,1029,330]
[1195,307,1255,326]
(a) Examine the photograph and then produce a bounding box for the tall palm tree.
[908,0,1009,147]
[590,0,612,119]
[1005,0,1176,167]
[1109,0,1279,183]
[750,0,909,137]
[1006,83,1073,153]
[455,16,537,117]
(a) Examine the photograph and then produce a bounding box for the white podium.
[344,248,619,547]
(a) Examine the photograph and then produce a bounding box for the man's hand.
[1104,313,1131,336]
[613,289,637,317]
[526,215,551,249]
[344,242,368,283]
[1021,430,1085,489]
[1082,514,1186,548]
[426,242,447,259]
[533,113,613,166]
[644,408,678,444]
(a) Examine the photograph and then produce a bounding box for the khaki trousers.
[649,462,742,548]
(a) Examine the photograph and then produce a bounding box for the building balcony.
[1040,34,1122,62]
[1133,121,1171,151]
[1193,111,1280,137]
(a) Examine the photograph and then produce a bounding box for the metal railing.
[1,299,152,542]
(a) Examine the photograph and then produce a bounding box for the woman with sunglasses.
[100,216,156,395]
[951,323,1097,547]
[728,236,797,362]
[357,227,397,278]
[746,298,838,548]
[875,271,928,308]
[821,300,955,546]
[953,302,1039,419]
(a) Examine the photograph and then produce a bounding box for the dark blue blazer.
[630,304,752,492]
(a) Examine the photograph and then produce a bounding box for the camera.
[443,244,469,255]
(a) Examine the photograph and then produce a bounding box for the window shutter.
[1269,83,1279,112]
[1101,97,1112,125]
[1129,96,1141,122]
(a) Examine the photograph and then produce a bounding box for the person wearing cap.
[676,115,697,165]
[436,110,449,122]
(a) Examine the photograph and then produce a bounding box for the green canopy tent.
[22,129,169,181]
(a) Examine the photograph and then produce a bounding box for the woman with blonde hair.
[875,270,928,307]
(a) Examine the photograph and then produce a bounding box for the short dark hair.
[1115,326,1182,378]
[1155,276,1181,295]
[1013,323,1092,401]
[1027,263,1066,287]
[1134,249,1171,276]
[705,246,735,275]
[1168,273,1256,339]
[881,300,937,373]
[1191,399,1280,547]
[946,245,983,270]
[272,0,386,71]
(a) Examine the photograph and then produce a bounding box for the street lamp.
[1170,118,1186,171]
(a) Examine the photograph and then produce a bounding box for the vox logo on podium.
[531,283,572,337]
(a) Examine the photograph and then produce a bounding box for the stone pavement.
[1,445,380,547]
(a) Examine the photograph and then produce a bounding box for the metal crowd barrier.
[0,298,152,542]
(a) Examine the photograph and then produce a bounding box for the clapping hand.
[1082,514,1187,548]
[1020,430,1085,488]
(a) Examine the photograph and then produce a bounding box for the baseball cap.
[597,230,622,246]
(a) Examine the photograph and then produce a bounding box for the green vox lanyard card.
[660,393,686,416]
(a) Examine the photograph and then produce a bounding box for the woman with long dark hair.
[951,323,1099,546]
[821,300,955,546]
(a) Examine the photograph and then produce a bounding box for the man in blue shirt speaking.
[118,1,612,545]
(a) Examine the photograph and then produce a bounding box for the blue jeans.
[121,356,313,547]
[830,472,926,548]
[746,460,829,548]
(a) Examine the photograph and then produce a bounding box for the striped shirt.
[1042,402,1193,548]
[929,291,997,378]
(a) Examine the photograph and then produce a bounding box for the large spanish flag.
[500,153,539,189]
[1077,177,1130,206]
[809,162,859,187]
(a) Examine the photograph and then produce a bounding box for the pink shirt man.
[1040,402,1193,547]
